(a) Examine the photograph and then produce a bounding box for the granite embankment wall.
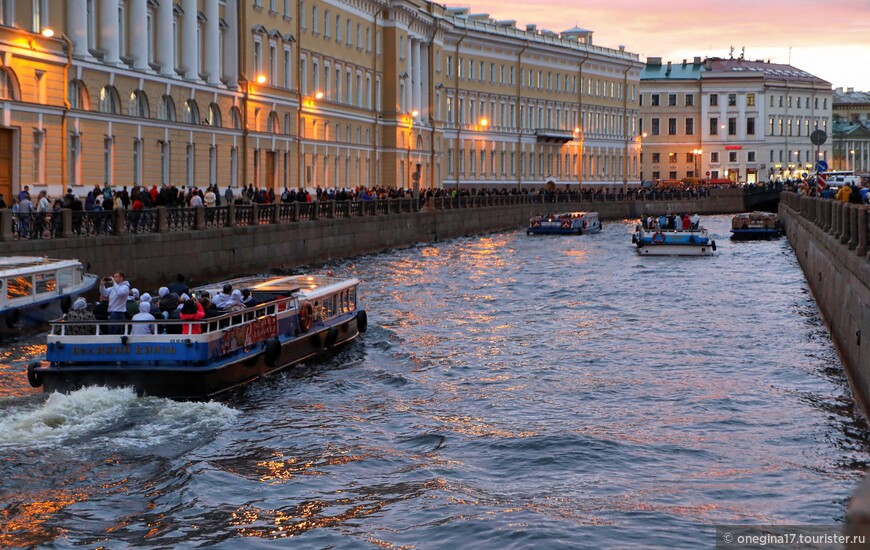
[778,193,870,533]
[0,189,742,285]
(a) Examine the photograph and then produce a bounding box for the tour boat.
[730,212,784,239]
[527,211,601,235]
[27,274,367,399]
[0,256,98,330]
[631,225,717,256]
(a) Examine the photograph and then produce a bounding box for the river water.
[0,214,867,548]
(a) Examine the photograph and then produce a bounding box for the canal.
[0,214,867,548]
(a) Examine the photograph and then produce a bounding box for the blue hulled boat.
[730,212,784,240]
[631,226,717,256]
[527,211,601,235]
[28,274,367,399]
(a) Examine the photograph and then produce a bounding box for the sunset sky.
[461,0,870,91]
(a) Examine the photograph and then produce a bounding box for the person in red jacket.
[179,298,205,334]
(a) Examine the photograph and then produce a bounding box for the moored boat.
[631,226,717,256]
[730,212,784,239]
[28,274,367,399]
[0,256,98,330]
[527,211,601,235]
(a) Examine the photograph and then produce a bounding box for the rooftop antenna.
[739,46,745,60]
[788,46,792,65]
[728,46,734,59]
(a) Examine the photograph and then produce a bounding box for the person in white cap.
[130,302,156,335]
[63,297,97,335]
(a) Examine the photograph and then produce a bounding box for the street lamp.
[692,149,703,179]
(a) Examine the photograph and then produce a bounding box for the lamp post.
[692,149,703,180]
[850,149,856,172]
[42,28,73,190]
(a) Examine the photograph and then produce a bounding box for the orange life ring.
[299,302,314,332]
[653,232,665,243]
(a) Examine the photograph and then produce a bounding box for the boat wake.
[0,386,238,451]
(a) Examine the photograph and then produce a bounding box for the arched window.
[0,68,20,101]
[158,94,176,121]
[129,90,150,118]
[267,111,280,134]
[68,79,89,110]
[98,85,121,114]
[182,99,200,124]
[206,103,222,127]
[230,106,242,130]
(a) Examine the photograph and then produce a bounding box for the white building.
[641,56,832,184]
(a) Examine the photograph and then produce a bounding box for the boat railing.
[49,295,301,338]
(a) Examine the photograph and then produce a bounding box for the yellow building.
[0,0,641,200]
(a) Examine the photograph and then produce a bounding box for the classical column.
[413,39,422,117]
[406,38,413,114]
[130,0,149,70]
[204,0,221,85]
[67,0,89,57]
[157,0,174,75]
[224,0,239,87]
[421,42,429,121]
[100,0,121,65]
[182,0,199,80]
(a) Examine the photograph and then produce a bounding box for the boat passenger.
[658,215,667,229]
[241,289,255,307]
[130,302,156,335]
[126,288,140,318]
[177,299,205,334]
[63,298,97,336]
[682,213,691,230]
[222,289,247,312]
[168,273,190,297]
[100,271,130,335]
[140,292,152,305]
[212,284,233,309]
[691,213,700,229]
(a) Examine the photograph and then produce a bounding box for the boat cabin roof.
[195,274,358,300]
[0,256,83,278]
[533,211,597,219]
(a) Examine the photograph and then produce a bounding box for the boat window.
[7,277,32,299]
[35,273,57,294]
[58,268,74,290]
[348,287,356,310]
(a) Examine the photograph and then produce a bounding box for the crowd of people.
[641,213,701,231]
[792,179,870,204]
[63,272,258,336]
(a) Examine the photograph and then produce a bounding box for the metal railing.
[1,189,721,241]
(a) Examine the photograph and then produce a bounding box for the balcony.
[535,128,575,143]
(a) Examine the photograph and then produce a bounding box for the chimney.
[618,45,625,52]
[666,61,671,76]
[682,59,687,66]
[525,23,537,32]
[647,57,662,66]
[693,56,702,65]
[847,87,854,93]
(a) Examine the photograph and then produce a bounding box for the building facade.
[832,88,870,173]
[0,0,641,201]
[640,56,833,184]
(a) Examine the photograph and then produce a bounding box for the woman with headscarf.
[179,298,205,334]
[63,298,97,335]
[221,289,247,312]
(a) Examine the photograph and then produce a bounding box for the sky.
[459,0,870,91]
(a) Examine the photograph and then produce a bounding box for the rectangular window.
[710,94,718,106]
[668,118,677,135]
[711,151,719,163]
[283,48,292,88]
[729,151,737,163]
[709,117,718,135]
[747,117,755,135]
[651,93,660,106]
[747,93,755,107]
[748,151,756,162]
[685,152,694,163]
[685,118,694,135]
[652,152,660,163]
[668,93,676,106]
[685,93,694,106]
[668,152,677,163]
[32,130,45,185]
[728,117,736,135]
[651,118,660,135]
[728,93,736,106]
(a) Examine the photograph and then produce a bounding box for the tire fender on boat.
[298,302,314,332]
[27,361,42,388]
[263,338,281,368]
[60,295,72,314]
[356,310,368,333]
[712,240,717,251]
[324,326,339,349]
[5,309,20,329]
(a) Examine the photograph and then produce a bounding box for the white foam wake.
[0,386,238,451]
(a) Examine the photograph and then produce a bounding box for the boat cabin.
[0,257,90,312]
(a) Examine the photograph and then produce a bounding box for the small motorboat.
[527,211,601,235]
[730,212,784,239]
